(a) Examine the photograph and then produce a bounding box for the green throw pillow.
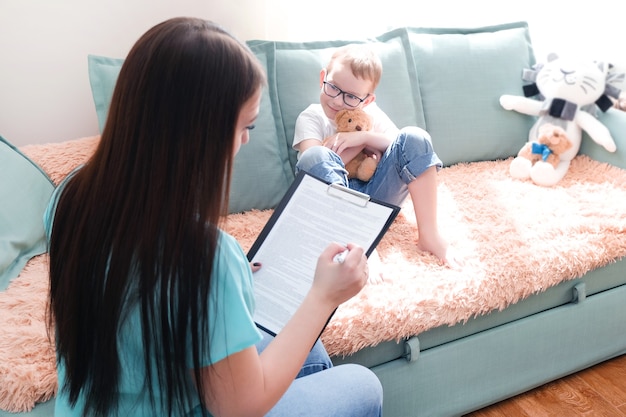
[88,54,124,133]
[0,136,54,291]
[406,21,536,165]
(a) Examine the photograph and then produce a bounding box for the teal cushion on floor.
[0,136,54,291]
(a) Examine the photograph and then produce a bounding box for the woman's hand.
[309,242,369,308]
[251,243,368,307]
[250,262,262,273]
[202,243,368,416]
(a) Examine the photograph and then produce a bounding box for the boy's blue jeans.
[295,126,442,206]
[257,332,383,417]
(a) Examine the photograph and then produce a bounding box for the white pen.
[333,249,349,264]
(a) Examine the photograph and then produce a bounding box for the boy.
[293,44,461,269]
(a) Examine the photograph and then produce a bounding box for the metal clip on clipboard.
[327,183,370,207]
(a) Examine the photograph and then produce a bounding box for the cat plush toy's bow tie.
[532,142,553,162]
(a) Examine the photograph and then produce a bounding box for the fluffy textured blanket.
[2,135,626,412]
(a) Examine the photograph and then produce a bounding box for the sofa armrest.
[580,108,626,170]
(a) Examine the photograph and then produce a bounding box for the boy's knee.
[399,126,433,151]
[299,146,334,162]
[296,146,338,171]
[396,126,438,159]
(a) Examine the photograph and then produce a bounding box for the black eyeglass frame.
[322,80,369,107]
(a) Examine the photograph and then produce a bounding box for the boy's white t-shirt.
[292,102,398,158]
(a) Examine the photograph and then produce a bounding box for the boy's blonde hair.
[327,44,383,91]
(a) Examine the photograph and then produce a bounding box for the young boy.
[293,43,461,269]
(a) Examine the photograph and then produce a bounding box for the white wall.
[1,0,623,146]
[0,0,276,146]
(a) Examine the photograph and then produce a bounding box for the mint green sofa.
[3,21,626,417]
[223,20,626,417]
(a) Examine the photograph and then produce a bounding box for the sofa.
[2,21,626,417]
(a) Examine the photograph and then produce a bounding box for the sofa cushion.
[407,21,536,165]
[0,135,54,291]
[249,22,536,168]
[87,22,538,212]
[86,53,293,213]
[231,46,296,212]
[88,54,124,133]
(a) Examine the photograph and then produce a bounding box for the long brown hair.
[48,17,266,416]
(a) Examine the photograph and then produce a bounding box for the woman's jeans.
[258,332,383,417]
[295,126,442,206]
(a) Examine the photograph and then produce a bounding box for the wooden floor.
[464,354,626,417]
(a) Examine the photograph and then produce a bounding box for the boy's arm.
[293,104,394,160]
[293,106,327,154]
[298,134,373,165]
[295,138,323,154]
[363,103,399,152]
[297,130,392,164]
[333,130,393,158]
[296,134,363,166]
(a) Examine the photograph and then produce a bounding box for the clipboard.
[248,171,400,336]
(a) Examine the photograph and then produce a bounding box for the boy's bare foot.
[417,237,464,270]
[367,249,386,284]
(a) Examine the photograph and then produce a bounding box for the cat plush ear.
[606,62,626,107]
[596,62,626,112]
[607,62,626,91]
[521,53,558,98]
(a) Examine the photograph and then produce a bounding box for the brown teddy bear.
[516,123,573,168]
[323,108,378,181]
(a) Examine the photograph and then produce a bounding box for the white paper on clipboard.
[247,171,400,336]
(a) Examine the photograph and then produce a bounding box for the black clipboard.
[247,171,400,336]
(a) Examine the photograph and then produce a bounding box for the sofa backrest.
[88,21,537,214]
[242,21,536,210]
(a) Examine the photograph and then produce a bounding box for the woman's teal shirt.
[44,176,263,416]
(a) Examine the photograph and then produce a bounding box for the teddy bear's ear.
[335,109,350,122]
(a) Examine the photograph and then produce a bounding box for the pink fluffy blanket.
[2,136,626,412]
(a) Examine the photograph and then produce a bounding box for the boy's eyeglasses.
[322,80,369,107]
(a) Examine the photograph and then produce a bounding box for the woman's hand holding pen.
[310,242,369,308]
[250,261,262,273]
[249,242,369,308]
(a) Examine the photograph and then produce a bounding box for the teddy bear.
[324,108,378,182]
[515,123,572,169]
[500,53,619,186]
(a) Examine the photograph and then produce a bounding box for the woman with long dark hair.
[45,17,382,417]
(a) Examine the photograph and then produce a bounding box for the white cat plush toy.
[500,54,619,186]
